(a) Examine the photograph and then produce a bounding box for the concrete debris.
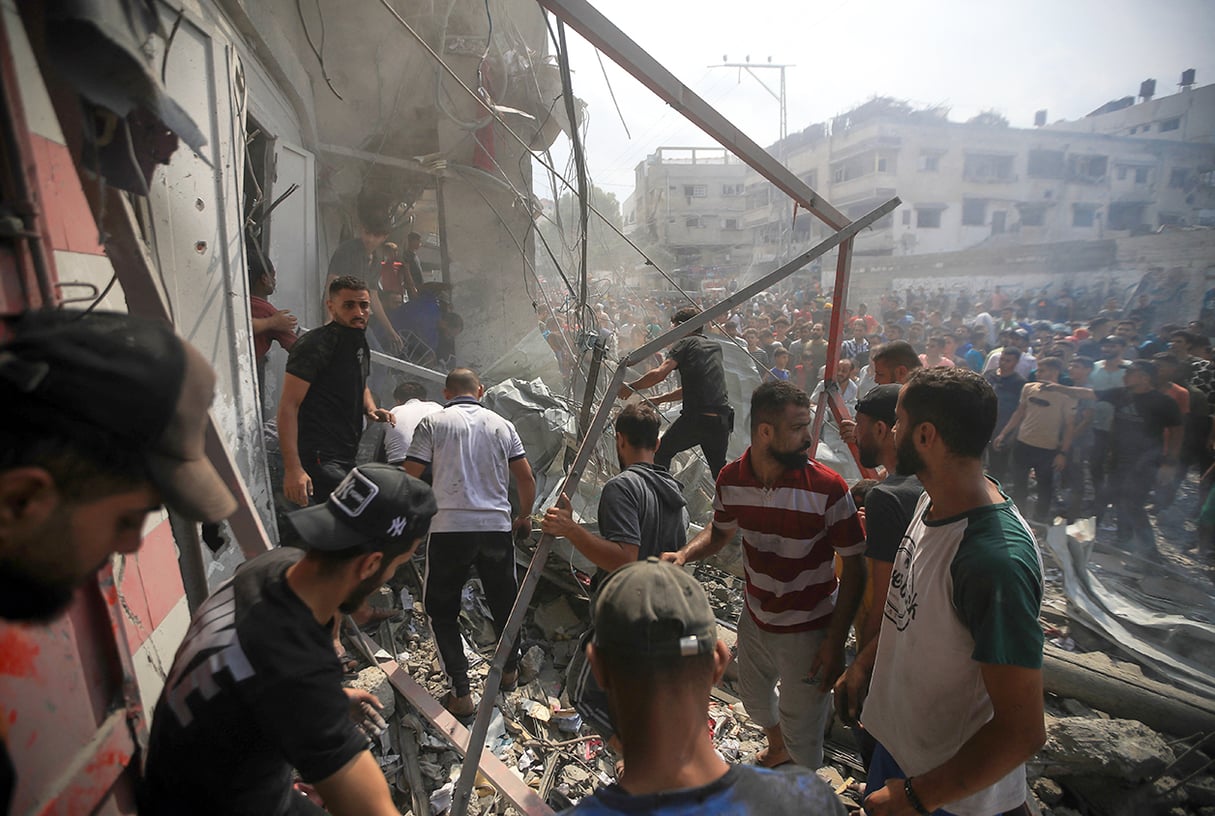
[1039,716,1176,780]
[1032,777,1065,806]
[532,595,584,641]
[349,666,396,720]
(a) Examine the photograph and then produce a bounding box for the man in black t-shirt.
[1102,360,1182,558]
[850,384,923,771]
[618,306,733,478]
[143,465,437,816]
[278,276,395,507]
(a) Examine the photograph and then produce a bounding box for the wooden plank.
[378,659,555,816]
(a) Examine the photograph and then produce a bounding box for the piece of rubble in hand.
[346,666,395,719]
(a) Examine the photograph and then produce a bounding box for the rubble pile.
[337,556,864,815]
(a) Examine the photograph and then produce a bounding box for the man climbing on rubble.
[404,368,536,718]
[540,402,688,749]
[325,192,405,356]
[278,275,395,509]
[559,558,846,816]
[618,305,733,478]
[142,464,436,816]
[664,381,866,770]
[835,367,1046,816]
[0,311,238,813]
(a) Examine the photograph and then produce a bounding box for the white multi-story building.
[628,146,750,277]
[737,81,1215,270]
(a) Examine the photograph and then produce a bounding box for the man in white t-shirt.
[404,369,536,718]
[835,367,1045,816]
[383,380,442,466]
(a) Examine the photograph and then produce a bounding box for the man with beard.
[279,275,395,509]
[664,381,866,769]
[849,385,924,772]
[835,368,1045,816]
[540,402,688,748]
[142,465,436,816]
[1,311,238,812]
[620,306,733,478]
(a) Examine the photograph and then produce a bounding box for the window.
[962,198,987,226]
[902,210,912,226]
[963,153,1015,181]
[1018,204,1046,227]
[721,183,744,196]
[1142,124,1152,133]
[833,166,846,183]
[1160,117,1181,132]
[1027,149,1065,179]
[918,152,941,172]
[684,184,707,198]
[1135,167,1150,184]
[685,216,702,228]
[876,157,888,173]
[1117,166,1128,181]
[1068,155,1108,183]
[916,208,942,228]
[799,169,819,188]
[1072,204,1098,228]
[1169,168,1190,189]
[1129,126,1138,135]
[724,218,739,231]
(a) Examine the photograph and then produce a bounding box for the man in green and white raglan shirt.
[835,367,1045,816]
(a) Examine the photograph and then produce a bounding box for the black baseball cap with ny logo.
[288,464,437,550]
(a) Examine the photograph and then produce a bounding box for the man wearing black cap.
[560,558,845,815]
[142,464,436,816]
[0,310,238,813]
[0,310,237,622]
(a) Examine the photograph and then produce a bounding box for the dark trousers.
[1010,440,1057,523]
[655,411,732,479]
[1112,452,1160,556]
[303,454,354,504]
[423,531,521,697]
[1064,435,1093,521]
[867,743,1030,816]
[1090,430,1112,516]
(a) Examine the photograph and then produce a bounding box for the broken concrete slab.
[1039,716,1175,780]
[347,665,396,720]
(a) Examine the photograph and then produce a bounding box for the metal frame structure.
[445,3,898,812]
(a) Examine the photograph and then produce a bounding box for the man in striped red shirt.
[665,381,866,769]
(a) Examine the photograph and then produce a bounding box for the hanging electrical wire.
[296,0,343,100]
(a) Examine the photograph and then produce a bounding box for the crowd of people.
[4,267,1212,816]
[544,278,1215,556]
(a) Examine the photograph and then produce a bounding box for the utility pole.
[710,56,794,272]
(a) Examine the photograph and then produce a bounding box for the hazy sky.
[538,0,1215,202]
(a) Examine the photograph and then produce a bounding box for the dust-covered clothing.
[143,549,366,816]
[1012,382,1075,451]
[384,399,443,464]
[864,488,1043,816]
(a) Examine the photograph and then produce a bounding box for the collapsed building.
[0,1,1213,814]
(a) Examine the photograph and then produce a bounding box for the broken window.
[963,153,1015,181]
[962,198,987,226]
[1169,168,1190,189]
[1018,203,1047,226]
[918,152,942,172]
[1027,149,1065,179]
[1159,117,1181,132]
[1068,155,1109,184]
[1072,204,1098,228]
[1108,202,1147,231]
[916,207,943,228]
